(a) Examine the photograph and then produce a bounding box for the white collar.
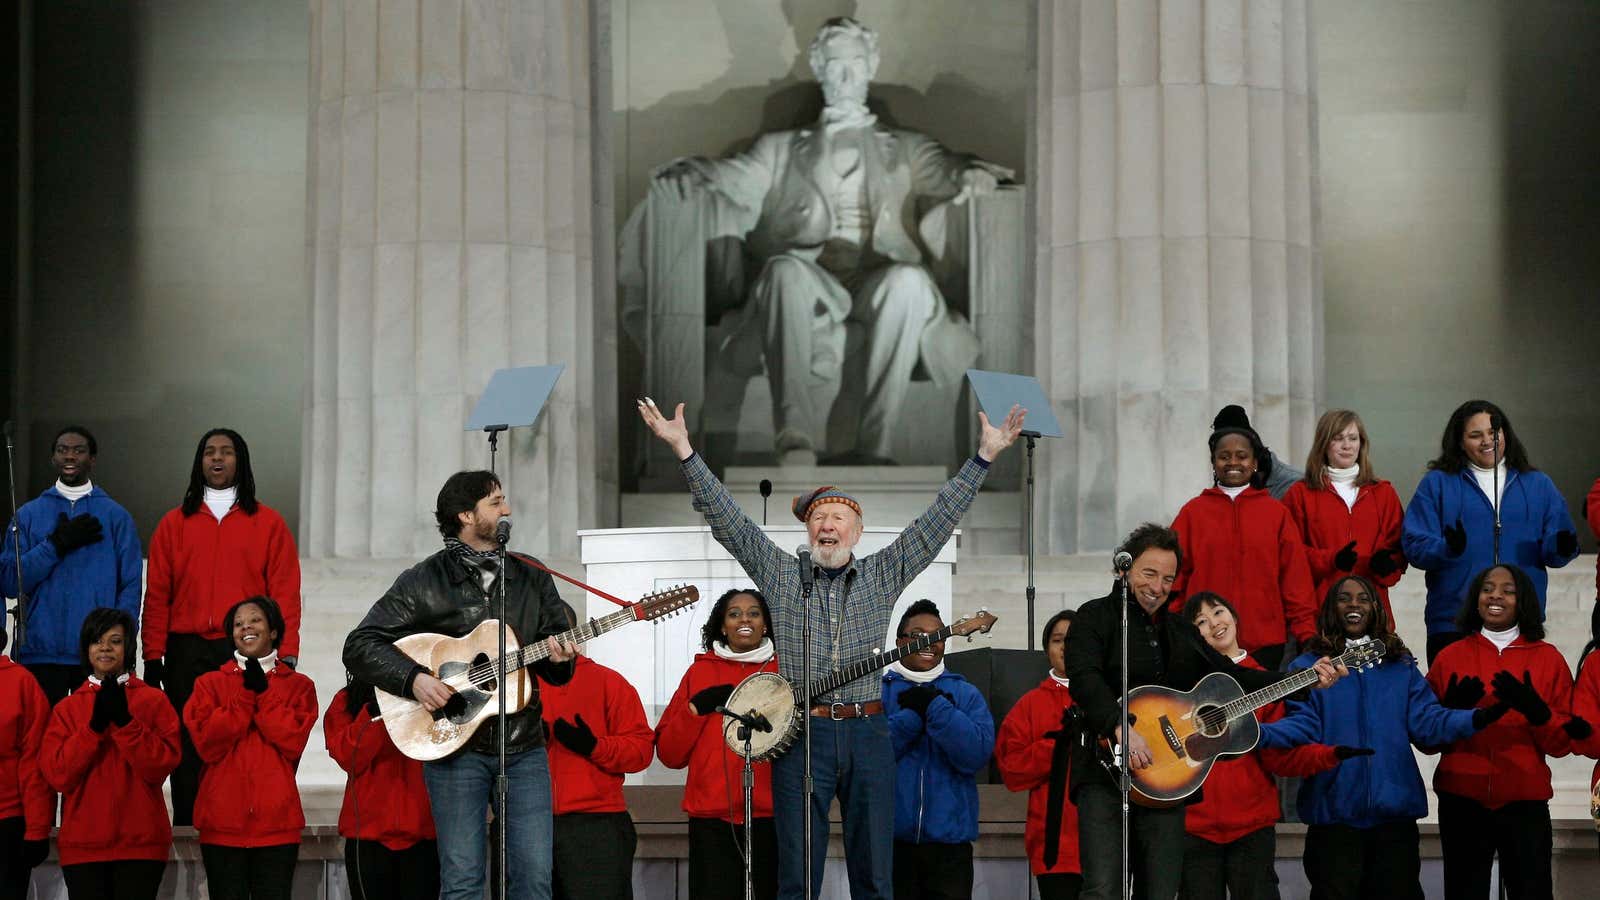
[54,479,93,502]
[1325,465,1360,484]
[887,659,945,684]
[1219,483,1249,500]
[711,638,775,663]
[1049,670,1069,688]
[819,103,876,133]
[1230,650,1249,664]
[87,672,130,686]
[233,649,277,672]
[204,485,238,521]
[1481,625,1520,654]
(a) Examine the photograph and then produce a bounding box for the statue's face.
[816,33,874,108]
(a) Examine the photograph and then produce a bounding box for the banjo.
[376,584,698,760]
[721,609,998,760]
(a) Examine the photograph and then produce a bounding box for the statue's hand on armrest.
[954,161,1014,205]
[652,157,714,201]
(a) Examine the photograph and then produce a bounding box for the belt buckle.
[828,702,849,721]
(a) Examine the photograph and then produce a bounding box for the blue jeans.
[424,746,554,900]
[771,715,895,900]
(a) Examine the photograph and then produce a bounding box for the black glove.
[1443,519,1467,557]
[48,511,104,555]
[21,838,48,869]
[1556,530,1578,557]
[242,656,269,694]
[897,684,946,718]
[552,714,598,757]
[89,683,113,733]
[1471,702,1509,730]
[1369,547,1400,577]
[101,678,132,727]
[1333,541,1358,572]
[1492,670,1551,726]
[1563,716,1594,741]
[143,658,165,692]
[1333,746,1374,760]
[689,683,735,716]
[1439,673,1486,710]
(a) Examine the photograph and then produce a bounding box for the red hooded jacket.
[142,503,301,660]
[1282,479,1408,620]
[1426,634,1572,808]
[994,676,1079,876]
[1586,478,1600,596]
[1171,487,1318,650]
[1570,652,1600,802]
[0,657,53,840]
[1183,656,1340,845]
[184,659,318,847]
[655,651,779,823]
[324,688,435,849]
[39,677,181,864]
[539,656,654,815]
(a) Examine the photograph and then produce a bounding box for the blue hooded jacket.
[1260,650,1476,829]
[1401,467,1577,634]
[882,668,994,844]
[1,485,143,665]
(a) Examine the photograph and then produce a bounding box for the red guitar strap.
[507,551,634,607]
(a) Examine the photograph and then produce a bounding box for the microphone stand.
[718,705,770,900]
[1023,430,1039,649]
[1117,566,1132,900]
[3,423,26,652]
[798,548,815,900]
[485,424,509,900]
[1491,420,1502,564]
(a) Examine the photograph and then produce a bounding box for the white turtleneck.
[55,479,93,504]
[1049,671,1070,688]
[1481,625,1520,654]
[887,659,945,684]
[204,485,237,522]
[87,672,130,686]
[1219,483,1248,500]
[1325,465,1360,511]
[1469,461,1507,508]
[234,649,278,672]
[712,637,775,664]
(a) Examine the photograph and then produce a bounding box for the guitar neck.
[1221,648,1360,722]
[801,623,962,702]
[506,606,638,671]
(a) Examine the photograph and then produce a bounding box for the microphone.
[717,705,773,733]
[796,545,814,591]
[494,516,512,545]
[1112,550,1133,573]
[759,479,772,499]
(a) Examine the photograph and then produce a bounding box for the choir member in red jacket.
[1426,564,1582,900]
[39,608,180,899]
[655,588,780,900]
[1569,638,1600,857]
[1180,593,1352,900]
[1586,476,1599,643]
[995,609,1081,900]
[184,596,318,900]
[540,604,654,900]
[0,628,53,899]
[1171,424,1318,669]
[325,678,438,900]
[1283,410,1408,623]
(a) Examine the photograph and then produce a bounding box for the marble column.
[301,0,613,558]
[1030,0,1322,553]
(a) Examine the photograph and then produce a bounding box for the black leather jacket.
[342,548,575,755]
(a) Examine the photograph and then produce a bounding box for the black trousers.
[687,816,778,900]
[1437,792,1553,900]
[200,843,299,900]
[1076,780,1186,900]
[62,859,167,900]
[1302,821,1422,900]
[1180,826,1278,900]
[1427,631,1467,666]
[165,633,235,825]
[343,838,439,900]
[892,840,974,900]
[1037,873,1084,900]
[22,662,81,705]
[553,811,636,900]
[0,817,34,900]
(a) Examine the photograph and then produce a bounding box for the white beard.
[811,540,854,569]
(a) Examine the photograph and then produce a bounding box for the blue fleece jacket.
[883,669,995,845]
[1401,467,1577,634]
[1260,651,1476,829]
[1,485,143,665]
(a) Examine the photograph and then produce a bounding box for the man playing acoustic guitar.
[1063,523,1347,900]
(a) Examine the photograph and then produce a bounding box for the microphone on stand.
[1113,550,1133,573]
[717,705,774,733]
[760,479,773,525]
[796,545,814,591]
[494,516,512,546]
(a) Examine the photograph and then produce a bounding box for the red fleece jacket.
[994,677,1080,876]
[324,688,435,849]
[1426,634,1573,808]
[1570,653,1600,801]
[0,657,54,840]
[1171,487,1318,650]
[655,652,779,823]
[539,656,654,815]
[142,503,301,659]
[1282,479,1408,621]
[1586,478,1600,596]
[184,660,318,847]
[40,678,180,864]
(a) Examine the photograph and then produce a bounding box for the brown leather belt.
[808,700,884,720]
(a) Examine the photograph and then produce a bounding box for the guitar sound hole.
[1195,704,1227,738]
[470,652,497,693]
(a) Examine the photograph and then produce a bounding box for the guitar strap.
[1042,712,1077,868]
[507,552,635,608]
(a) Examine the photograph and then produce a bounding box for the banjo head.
[721,671,800,761]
